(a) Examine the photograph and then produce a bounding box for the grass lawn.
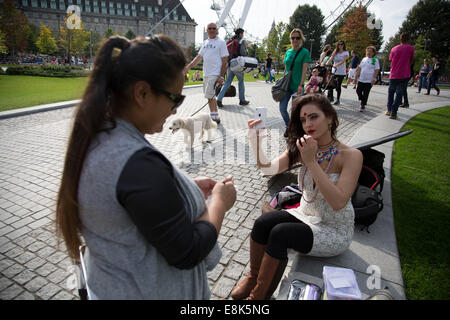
[0,75,88,112]
[391,106,450,300]
[0,71,283,111]
[183,69,281,86]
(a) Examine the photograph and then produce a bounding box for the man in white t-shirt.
[184,22,228,124]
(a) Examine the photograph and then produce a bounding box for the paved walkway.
[0,81,448,300]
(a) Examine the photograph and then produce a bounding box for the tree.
[59,15,89,62]
[124,29,136,40]
[0,0,29,55]
[382,34,399,70]
[413,35,432,72]
[396,0,450,64]
[0,27,7,55]
[36,24,58,55]
[288,4,326,60]
[265,22,290,69]
[337,5,372,58]
[326,6,383,52]
[89,31,102,57]
[247,41,266,62]
[104,27,114,39]
[187,42,199,60]
[24,23,39,53]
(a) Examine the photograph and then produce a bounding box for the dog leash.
[189,82,219,117]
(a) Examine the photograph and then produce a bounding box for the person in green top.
[279,28,311,137]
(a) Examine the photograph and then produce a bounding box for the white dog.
[168,113,218,147]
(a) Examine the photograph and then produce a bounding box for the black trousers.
[251,210,313,260]
[356,82,373,106]
[328,75,345,100]
[427,75,440,94]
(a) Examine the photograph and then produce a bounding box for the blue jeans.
[387,78,409,115]
[267,67,274,82]
[279,89,297,126]
[217,68,245,102]
[418,74,428,92]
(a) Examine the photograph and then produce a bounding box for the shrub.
[5,65,91,77]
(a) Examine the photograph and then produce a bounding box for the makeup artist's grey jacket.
[78,119,221,299]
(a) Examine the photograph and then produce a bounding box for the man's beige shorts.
[203,76,219,99]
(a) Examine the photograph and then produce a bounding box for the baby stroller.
[318,65,336,93]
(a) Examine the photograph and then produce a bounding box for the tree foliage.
[382,0,450,74]
[58,15,89,62]
[337,5,373,58]
[0,15,7,55]
[0,27,7,54]
[288,4,326,60]
[247,41,266,62]
[36,24,58,55]
[326,6,383,52]
[24,23,39,54]
[397,0,449,63]
[0,0,29,55]
[413,35,432,72]
[264,21,290,67]
[104,27,114,39]
[124,29,136,40]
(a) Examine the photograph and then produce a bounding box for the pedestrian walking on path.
[346,50,360,89]
[327,40,349,105]
[232,94,362,300]
[355,46,380,112]
[184,22,228,124]
[417,58,431,93]
[216,28,250,107]
[425,56,441,96]
[279,28,311,137]
[386,32,415,119]
[55,35,236,299]
[265,53,275,83]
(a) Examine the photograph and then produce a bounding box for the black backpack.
[351,148,385,232]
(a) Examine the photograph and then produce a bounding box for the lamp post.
[90,30,93,61]
[310,39,314,58]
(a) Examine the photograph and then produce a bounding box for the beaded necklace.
[316,140,339,164]
[316,146,339,164]
[301,142,339,203]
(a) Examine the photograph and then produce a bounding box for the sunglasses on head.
[157,89,185,111]
[291,36,301,40]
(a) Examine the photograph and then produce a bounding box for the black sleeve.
[116,148,217,269]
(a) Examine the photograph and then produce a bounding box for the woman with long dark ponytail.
[56,35,236,299]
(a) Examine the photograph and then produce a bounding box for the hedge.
[4,65,91,77]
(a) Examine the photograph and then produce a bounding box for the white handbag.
[229,56,258,73]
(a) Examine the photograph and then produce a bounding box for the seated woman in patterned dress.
[232,94,363,300]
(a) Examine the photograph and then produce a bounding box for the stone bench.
[270,118,412,300]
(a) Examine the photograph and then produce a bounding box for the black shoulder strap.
[289,48,303,72]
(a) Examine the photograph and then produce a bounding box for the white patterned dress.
[286,166,355,257]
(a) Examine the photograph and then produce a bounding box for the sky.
[182,0,419,50]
